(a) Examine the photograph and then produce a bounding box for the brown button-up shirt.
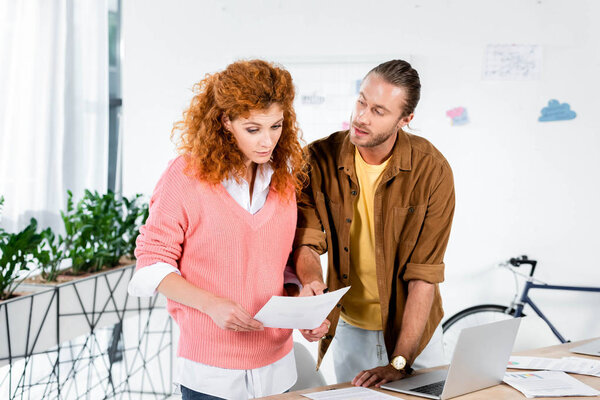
[295,129,455,368]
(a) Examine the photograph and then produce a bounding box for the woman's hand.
[156,273,262,332]
[204,296,264,332]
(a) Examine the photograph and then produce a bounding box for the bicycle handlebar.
[509,255,538,277]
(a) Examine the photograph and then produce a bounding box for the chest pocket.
[316,191,342,233]
[392,205,426,245]
[315,192,342,230]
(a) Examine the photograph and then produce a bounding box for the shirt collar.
[337,129,413,177]
[221,163,274,192]
[254,163,274,192]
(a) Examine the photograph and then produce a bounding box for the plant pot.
[55,263,134,343]
[0,285,58,367]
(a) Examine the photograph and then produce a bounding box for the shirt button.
[344,247,349,252]
[409,207,415,213]
[336,303,342,308]
[346,218,352,223]
[342,274,348,279]
[351,191,357,195]
[325,335,333,340]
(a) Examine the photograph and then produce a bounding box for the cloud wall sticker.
[538,99,576,122]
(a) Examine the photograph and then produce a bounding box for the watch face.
[392,356,406,370]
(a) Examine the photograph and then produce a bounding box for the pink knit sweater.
[135,156,296,369]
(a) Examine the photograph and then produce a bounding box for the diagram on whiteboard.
[483,44,542,81]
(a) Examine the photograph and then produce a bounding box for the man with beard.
[294,60,455,388]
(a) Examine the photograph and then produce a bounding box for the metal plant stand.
[0,265,173,399]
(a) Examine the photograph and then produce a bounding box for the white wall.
[122,0,600,383]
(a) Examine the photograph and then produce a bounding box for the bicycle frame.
[512,280,600,343]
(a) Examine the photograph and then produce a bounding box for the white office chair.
[289,341,327,391]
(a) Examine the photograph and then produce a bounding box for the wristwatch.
[390,355,412,373]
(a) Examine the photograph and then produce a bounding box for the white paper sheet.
[254,287,350,329]
[509,356,600,377]
[503,370,600,398]
[302,387,399,399]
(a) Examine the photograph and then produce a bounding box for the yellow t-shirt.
[341,148,390,330]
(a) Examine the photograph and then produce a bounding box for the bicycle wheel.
[442,304,517,361]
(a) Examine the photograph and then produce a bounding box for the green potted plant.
[0,196,48,300]
[1,196,59,367]
[1,190,151,365]
[1,196,171,396]
[57,190,147,277]
[27,190,149,283]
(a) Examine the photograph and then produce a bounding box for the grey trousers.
[331,318,445,383]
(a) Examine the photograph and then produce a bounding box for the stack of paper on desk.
[508,356,600,377]
[504,371,599,398]
[302,387,399,399]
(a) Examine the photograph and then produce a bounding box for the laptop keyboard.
[412,380,446,396]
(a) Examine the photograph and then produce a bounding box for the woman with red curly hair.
[128,60,324,399]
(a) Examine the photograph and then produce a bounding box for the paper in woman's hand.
[254,287,350,329]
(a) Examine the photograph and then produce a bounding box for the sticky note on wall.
[446,107,469,126]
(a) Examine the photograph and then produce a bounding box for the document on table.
[254,287,350,329]
[503,370,600,398]
[302,387,399,399]
[508,356,600,377]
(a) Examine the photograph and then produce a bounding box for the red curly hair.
[171,59,306,199]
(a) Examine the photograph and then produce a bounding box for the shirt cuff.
[283,265,303,290]
[128,262,181,297]
[403,262,445,284]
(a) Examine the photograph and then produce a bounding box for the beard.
[349,113,400,148]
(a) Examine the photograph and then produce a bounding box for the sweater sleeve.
[134,158,191,270]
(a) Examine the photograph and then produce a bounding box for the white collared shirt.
[128,163,298,399]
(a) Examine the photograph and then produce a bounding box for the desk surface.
[260,338,600,400]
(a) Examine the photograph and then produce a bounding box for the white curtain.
[0,0,108,233]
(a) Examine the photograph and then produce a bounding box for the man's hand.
[300,319,330,342]
[299,280,328,296]
[297,280,330,341]
[352,364,409,388]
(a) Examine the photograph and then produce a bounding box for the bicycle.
[441,255,600,358]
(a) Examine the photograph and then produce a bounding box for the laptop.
[570,339,600,357]
[381,318,521,400]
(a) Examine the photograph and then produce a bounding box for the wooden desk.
[260,338,600,399]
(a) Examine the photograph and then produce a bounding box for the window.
[108,0,122,192]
